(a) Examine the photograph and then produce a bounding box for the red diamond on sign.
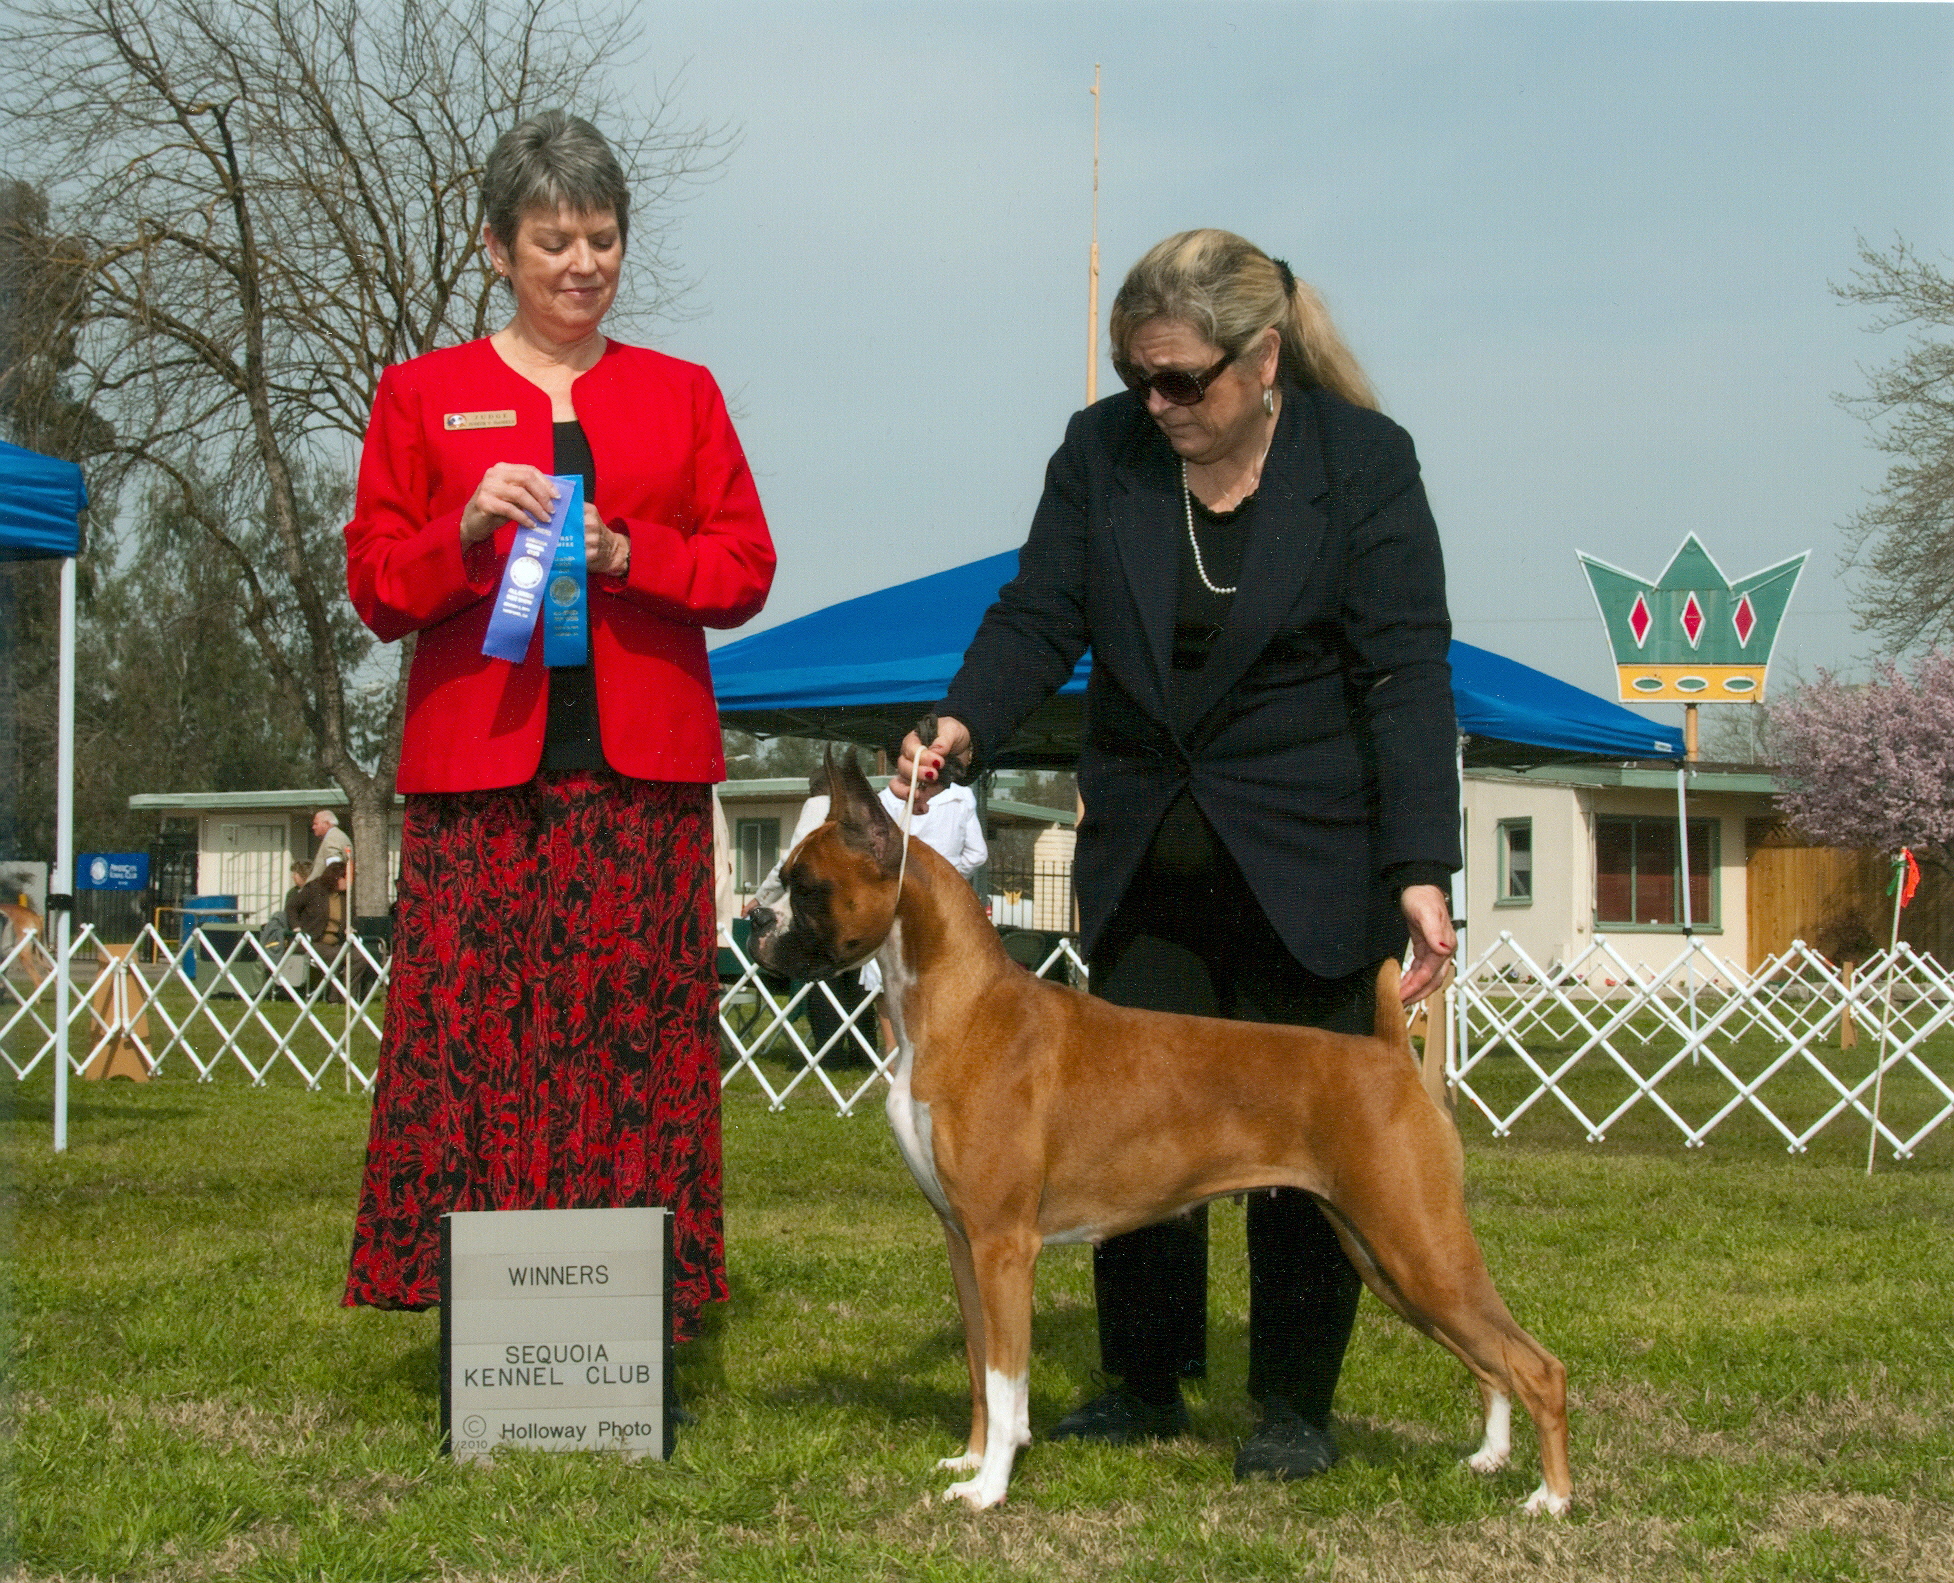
[1628,593,1652,646]
[1732,594,1756,646]
[1680,592,1705,647]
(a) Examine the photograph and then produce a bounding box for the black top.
[1172,488,1253,669]
[939,381,1461,976]
[1173,485,1447,900]
[542,420,604,771]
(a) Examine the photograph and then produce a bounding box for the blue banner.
[481,478,579,664]
[78,852,150,891]
[542,475,588,667]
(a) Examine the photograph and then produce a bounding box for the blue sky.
[621,2,1954,717]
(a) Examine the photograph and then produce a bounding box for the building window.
[736,819,780,896]
[1497,819,1532,904]
[1594,817,1717,929]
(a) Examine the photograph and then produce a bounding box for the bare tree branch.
[1,0,731,916]
[1835,236,1954,652]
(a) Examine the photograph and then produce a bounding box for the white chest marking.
[878,924,957,1228]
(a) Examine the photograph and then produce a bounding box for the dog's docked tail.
[1378,958,1458,1119]
[1373,959,1413,1054]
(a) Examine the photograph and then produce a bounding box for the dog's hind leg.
[1467,1378,1512,1474]
[941,1226,1039,1510]
[1322,1176,1572,1515]
[938,1221,986,1474]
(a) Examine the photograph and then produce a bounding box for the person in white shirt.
[751,778,988,909]
[858,780,986,1002]
[751,775,988,1056]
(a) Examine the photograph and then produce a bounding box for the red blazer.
[344,338,775,792]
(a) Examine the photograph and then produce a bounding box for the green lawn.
[5,1049,1953,1582]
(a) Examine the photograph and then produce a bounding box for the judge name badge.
[444,410,518,431]
[482,476,583,664]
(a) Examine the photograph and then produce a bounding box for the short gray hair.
[483,110,631,253]
[314,809,339,827]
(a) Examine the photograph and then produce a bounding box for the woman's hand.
[892,716,972,809]
[585,504,629,577]
[460,464,560,547]
[1398,883,1456,1004]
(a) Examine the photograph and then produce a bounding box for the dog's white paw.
[936,1452,982,1472]
[1522,1482,1571,1517]
[1466,1446,1509,1475]
[942,1476,1005,1510]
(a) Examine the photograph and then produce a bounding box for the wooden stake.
[83,942,151,1082]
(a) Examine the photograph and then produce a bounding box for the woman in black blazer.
[896,229,1460,1481]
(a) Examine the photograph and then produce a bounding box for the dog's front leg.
[942,1227,1038,1510]
[938,1221,986,1474]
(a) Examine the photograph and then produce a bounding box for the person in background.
[338,108,775,1383]
[749,774,865,1064]
[308,810,352,880]
[288,860,343,947]
[894,229,1458,1482]
[279,861,308,936]
[859,776,987,1053]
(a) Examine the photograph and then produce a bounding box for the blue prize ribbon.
[542,475,589,667]
[480,480,576,663]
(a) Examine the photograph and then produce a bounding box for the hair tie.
[1272,257,1296,294]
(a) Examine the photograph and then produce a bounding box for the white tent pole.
[1677,761,1698,1050]
[53,552,76,1152]
[1453,733,1467,1084]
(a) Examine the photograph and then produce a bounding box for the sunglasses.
[1114,347,1240,406]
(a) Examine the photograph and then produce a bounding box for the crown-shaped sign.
[1579,535,1805,703]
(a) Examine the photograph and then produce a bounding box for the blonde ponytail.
[1110,229,1377,411]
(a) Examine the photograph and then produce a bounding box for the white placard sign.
[441,1206,671,1463]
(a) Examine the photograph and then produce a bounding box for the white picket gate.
[5,920,1948,1158]
[2,921,388,1090]
[1449,932,1954,1160]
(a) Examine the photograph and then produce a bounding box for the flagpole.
[1086,64,1101,406]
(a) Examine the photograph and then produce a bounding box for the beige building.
[127,789,402,927]
[1460,764,1781,974]
[132,765,1817,974]
[129,776,1076,931]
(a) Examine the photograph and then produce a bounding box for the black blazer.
[941,381,1460,978]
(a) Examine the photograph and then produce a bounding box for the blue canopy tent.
[2,440,89,1152]
[0,440,88,562]
[710,548,1684,766]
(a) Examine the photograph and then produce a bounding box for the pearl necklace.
[1182,460,1239,596]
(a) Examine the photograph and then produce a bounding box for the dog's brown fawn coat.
[752,761,1570,1512]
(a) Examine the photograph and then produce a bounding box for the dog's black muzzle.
[747,905,845,981]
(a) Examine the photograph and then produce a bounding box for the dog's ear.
[828,746,902,874]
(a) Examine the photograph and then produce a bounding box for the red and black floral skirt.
[343,770,727,1341]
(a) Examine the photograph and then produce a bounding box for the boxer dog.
[747,755,1570,1515]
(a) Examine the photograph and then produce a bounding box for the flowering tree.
[1771,650,1954,859]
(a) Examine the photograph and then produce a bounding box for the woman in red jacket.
[341,110,774,1357]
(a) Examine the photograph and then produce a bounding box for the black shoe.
[1047,1381,1189,1444]
[1233,1396,1339,1481]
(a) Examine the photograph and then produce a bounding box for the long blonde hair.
[1109,229,1377,411]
